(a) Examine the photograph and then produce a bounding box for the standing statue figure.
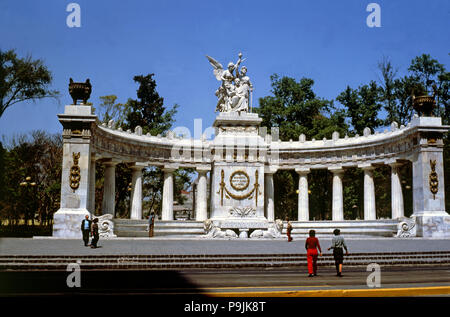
[206,52,253,113]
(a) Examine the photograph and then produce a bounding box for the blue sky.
[0,0,449,140]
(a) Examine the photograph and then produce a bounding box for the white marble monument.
[53,54,449,239]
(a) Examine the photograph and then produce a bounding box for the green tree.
[1,131,62,227]
[94,74,191,218]
[96,95,126,125]
[408,54,445,94]
[0,49,59,118]
[256,74,349,220]
[123,74,178,136]
[337,81,383,135]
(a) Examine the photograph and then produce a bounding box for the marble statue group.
[206,52,253,113]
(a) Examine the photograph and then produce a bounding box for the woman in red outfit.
[305,230,322,277]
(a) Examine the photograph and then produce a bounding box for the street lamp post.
[19,176,37,226]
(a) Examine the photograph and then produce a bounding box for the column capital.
[387,161,403,169]
[130,162,147,171]
[196,165,211,173]
[162,164,178,173]
[358,164,375,171]
[101,158,120,167]
[328,166,344,174]
[295,167,310,175]
[264,166,279,175]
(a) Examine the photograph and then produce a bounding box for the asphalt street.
[1,265,449,296]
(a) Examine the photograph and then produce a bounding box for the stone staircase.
[113,219,204,238]
[112,219,398,238]
[286,220,398,238]
[1,251,449,270]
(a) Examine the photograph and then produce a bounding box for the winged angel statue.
[206,52,253,113]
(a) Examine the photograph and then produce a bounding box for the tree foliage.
[336,81,383,135]
[0,49,59,118]
[94,74,189,218]
[0,131,62,226]
[256,75,348,220]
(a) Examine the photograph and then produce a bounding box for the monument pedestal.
[410,116,450,237]
[414,214,450,238]
[210,112,269,235]
[53,105,96,238]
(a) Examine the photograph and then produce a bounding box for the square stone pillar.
[410,116,449,237]
[53,105,97,238]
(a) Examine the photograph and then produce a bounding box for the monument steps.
[112,219,398,238]
[113,220,204,237]
[1,251,449,270]
[286,220,398,237]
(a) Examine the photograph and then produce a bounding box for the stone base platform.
[113,219,204,237]
[112,219,399,238]
[286,220,399,238]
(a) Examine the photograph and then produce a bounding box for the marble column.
[130,166,143,220]
[162,167,176,220]
[295,168,310,221]
[389,163,404,219]
[330,167,344,221]
[195,166,210,221]
[264,167,277,222]
[101,162,116,216]
[88,155,96,214]
[361,165,376,220]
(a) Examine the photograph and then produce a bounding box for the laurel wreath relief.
[217,169,261,206]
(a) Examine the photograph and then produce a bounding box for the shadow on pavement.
[0,270,205,296]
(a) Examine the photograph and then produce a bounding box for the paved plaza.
[1,237,449,256]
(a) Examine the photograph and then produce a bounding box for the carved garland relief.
[70,152,81,192]
[217,169,261,206]
[429,159,439,199]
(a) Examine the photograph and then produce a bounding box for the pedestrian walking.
[90,218,99,248]
[148,212,155,237]
[327,229,349,277]
[80,215,91,247]
[286,217,293,242]
[305,230,322,277]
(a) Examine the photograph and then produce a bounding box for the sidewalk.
[1,237,449,256]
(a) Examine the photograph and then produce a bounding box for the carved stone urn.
[412,86,436,117]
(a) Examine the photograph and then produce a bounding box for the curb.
[207,286,450,297]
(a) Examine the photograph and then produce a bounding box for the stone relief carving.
[229,206,256,218]
[97,214,117,238]
[203,219,238,238]
[396,218,416,238]
[250,219,284,239]
[217,169,261,206]
[69,152,81,192]
[429,159,439,199]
